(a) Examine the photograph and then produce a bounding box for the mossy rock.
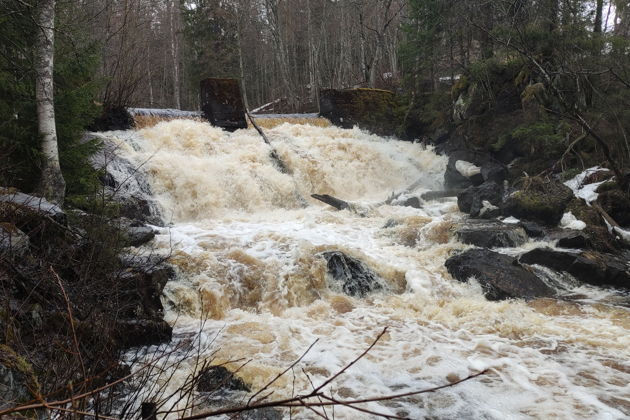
[503,177,574,226]
[598,188,630,227]
[0,345,40,409]
[566,198,602,227]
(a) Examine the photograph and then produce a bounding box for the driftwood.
[311,194,351,210]
[245,109,290,173]
[312,189,460,211]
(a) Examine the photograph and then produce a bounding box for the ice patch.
[560,212,586,230]
[502,216,520,224]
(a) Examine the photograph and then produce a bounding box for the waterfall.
[99,119,629,419]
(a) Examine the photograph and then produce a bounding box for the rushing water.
[104,120,630,419]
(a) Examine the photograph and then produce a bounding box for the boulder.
[519,248,630,289]
[0,191,66,225]
[445,248,554,300]
[0,223,29,256]
[519,220,545,238]
[322,251,383,297]
[481,162,508,184]
[197,366,251,393]
[555,231,592,249]
[0,345,40,410]
[502,177,573,226]
[113,319,172,348]
[455,220,528,248]
[457,181,503,218]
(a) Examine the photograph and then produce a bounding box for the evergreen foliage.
[0,1,100,196]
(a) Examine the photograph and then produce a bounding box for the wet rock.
[113,319,172,348]
[0,345,40,410]
[520,248,630,289]
[457,181,503,218]
[519,220,545,238]
[502,177,573,226]
[197,366,251,393]
[445,248,554,300]
[455,220,527,248]
[0,223,29,256]
[598,187,630,227]
[125,225,155,247]
[322,251,383,297]
[556,231,591,249]
[401,196,422,208]
[481,162,508,184]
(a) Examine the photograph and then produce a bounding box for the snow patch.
[560,212,586,230]
[455,160,481,178]
[564,166,610,204]
[502,216,521,224]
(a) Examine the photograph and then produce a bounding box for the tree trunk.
[168,0,181,109]
[594,0,604,33]
[35,0,65,204]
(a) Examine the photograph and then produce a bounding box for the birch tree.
[35,0,66,204]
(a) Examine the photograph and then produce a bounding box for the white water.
[105,120,630,419]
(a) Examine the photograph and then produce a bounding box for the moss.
[504,176,574,225]
[0,344,40,398]
[451,75,469,98]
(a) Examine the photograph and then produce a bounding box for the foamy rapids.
[103,120,629,419]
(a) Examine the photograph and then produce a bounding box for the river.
[104,119,629,419]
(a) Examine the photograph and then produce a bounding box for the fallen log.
[245,109,290,174]
[312,189,459,212]
[311,194,350,210]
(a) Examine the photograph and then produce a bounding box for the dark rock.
[114,319,172,348]
[481,162,508,184]
[322,251,383,297]
[502,177,573,226]
[457,181,503,218]
[598,188,630,227]
[0,345,40,410]
[401,196,421,208]
[197,366,251,393]
[520,248,630,289]
[519,220,545,238]
[124,225,155,247]
[556,232,592,249]
[445,248,554,300]
[118,258,175,320]
[456,220,528,248]
[0,223,29,256]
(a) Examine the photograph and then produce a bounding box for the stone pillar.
[200,78,247,131]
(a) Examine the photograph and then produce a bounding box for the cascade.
[100,119,629,419]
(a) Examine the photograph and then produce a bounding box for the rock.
[445,248,554,300]
[401,196,422,208]
[481,162,508,184]
[0,223,29,256]
[456,220,528,248]
[197,366,251,393]
[114,319,172,348]
[519,220,545,238]
[520,248,630,289]
[322,251,383,297]
[0,191,66,225]
[89,106,134,131]
[556,231,592,249]
[125,226,155,247]
[597,188,630,227]
[502,177,573,226]
[0,345,40,410]
[457,181,503,218]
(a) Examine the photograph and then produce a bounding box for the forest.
[1,0,630,419]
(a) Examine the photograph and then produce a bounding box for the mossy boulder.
[597,185,630,227]
[503,177,573,226]
[0,345,40,410]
